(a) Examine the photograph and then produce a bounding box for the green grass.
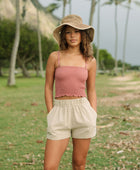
[0,73,140,170]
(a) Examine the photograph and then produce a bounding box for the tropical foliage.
[0,0,139,81]
[0,19,58,77]
[98,49,115,70]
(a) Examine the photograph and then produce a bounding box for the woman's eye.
[75,30,80,33]
[66,31,70,34]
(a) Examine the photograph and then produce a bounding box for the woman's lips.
[70,39,77,43]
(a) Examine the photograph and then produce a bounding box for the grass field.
[0,72,140,170]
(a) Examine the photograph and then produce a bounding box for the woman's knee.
[44,163,58,170]
[72,156,86,169]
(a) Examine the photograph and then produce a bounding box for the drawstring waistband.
[54,97,88,106]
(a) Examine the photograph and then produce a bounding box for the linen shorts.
[47,97,97,140]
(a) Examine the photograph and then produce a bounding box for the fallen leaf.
[112,116,119,119]
[31,102,38,106]
[121,156,126,159]
[117,150,124,154]
[119,132,129,136]
[4,102,11,106]
[14,158,35,166]
[128,116,136,120]
[123,118,127,121]
[41,110,47,114]
[36,140,43,144]
[122,104,131,110]
[66,147,70,151]
[13,162,18,165]
[23,154,30,160]
[97,122,114,129]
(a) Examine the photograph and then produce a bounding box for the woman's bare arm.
[45,51,57,113]
[86,58,97,112]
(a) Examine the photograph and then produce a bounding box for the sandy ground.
[98,73,140,107]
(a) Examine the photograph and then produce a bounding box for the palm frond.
[115,0,126,5]
[45,3,60,13]
[134,1,140,6]
[120,4,131,9]
[102,1,113,6]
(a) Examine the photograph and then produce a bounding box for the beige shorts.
[47,97,97,140]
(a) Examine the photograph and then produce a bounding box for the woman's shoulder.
[49,51,59,58]
[86,56,96,64]
[47,51,59,67]
[48,51,59,62]
[86,56,96,70]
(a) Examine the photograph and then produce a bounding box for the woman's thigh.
[44,138,69,168]
[72,138,91,164]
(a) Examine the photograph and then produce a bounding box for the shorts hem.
[72,134,96,139]
[47,135,71,140]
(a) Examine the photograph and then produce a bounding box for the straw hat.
[53,14,95,44]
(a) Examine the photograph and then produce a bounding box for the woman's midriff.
[55,96,83,100]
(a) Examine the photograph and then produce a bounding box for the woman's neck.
[67,46,81,55]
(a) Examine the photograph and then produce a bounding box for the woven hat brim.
[53,23,95,44]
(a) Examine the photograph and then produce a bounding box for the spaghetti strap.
[57,51,60,67]
[85,59,87,69]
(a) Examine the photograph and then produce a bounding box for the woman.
[44,14,97,170]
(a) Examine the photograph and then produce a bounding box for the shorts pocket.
[87,102,97,118]
[47,107,55,118]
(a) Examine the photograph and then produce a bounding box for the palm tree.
[96,0,101,72]
[122,0,131,76]
[62,0,67,17]
[103,0,125,75]
[114,1,118,75]
[37,9,44,77]
[8,0,20,86]
[49,0,68,18]
[122,0,140,76]
[89,0,96,25]
[69,0,72,14]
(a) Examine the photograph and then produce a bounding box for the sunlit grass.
[0,72,140,169]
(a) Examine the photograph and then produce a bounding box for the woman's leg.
[44,138,69,170]
[72,138,91,170]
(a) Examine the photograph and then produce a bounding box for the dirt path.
[98,73,140,107]
[112,74,133,82]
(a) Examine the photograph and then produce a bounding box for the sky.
[38,0,140,66]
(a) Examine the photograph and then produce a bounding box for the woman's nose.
[71,31,75,37]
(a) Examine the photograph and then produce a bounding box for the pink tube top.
[55,66,88,97]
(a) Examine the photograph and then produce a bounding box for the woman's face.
[65,26,81,48]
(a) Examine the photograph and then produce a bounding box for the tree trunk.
[114,5,118,75]
[0,66,3,76]
[96,0,100,72]
[8,0,20,86]
[122,0,131,76]
[17,56,30,77]
[69,0,72,14]
[62,0,67,17]
[37,9,44,78]
[89,0,96,25]
[36,65,40,77]
[31,61,40,77]
[21,63,30,77]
